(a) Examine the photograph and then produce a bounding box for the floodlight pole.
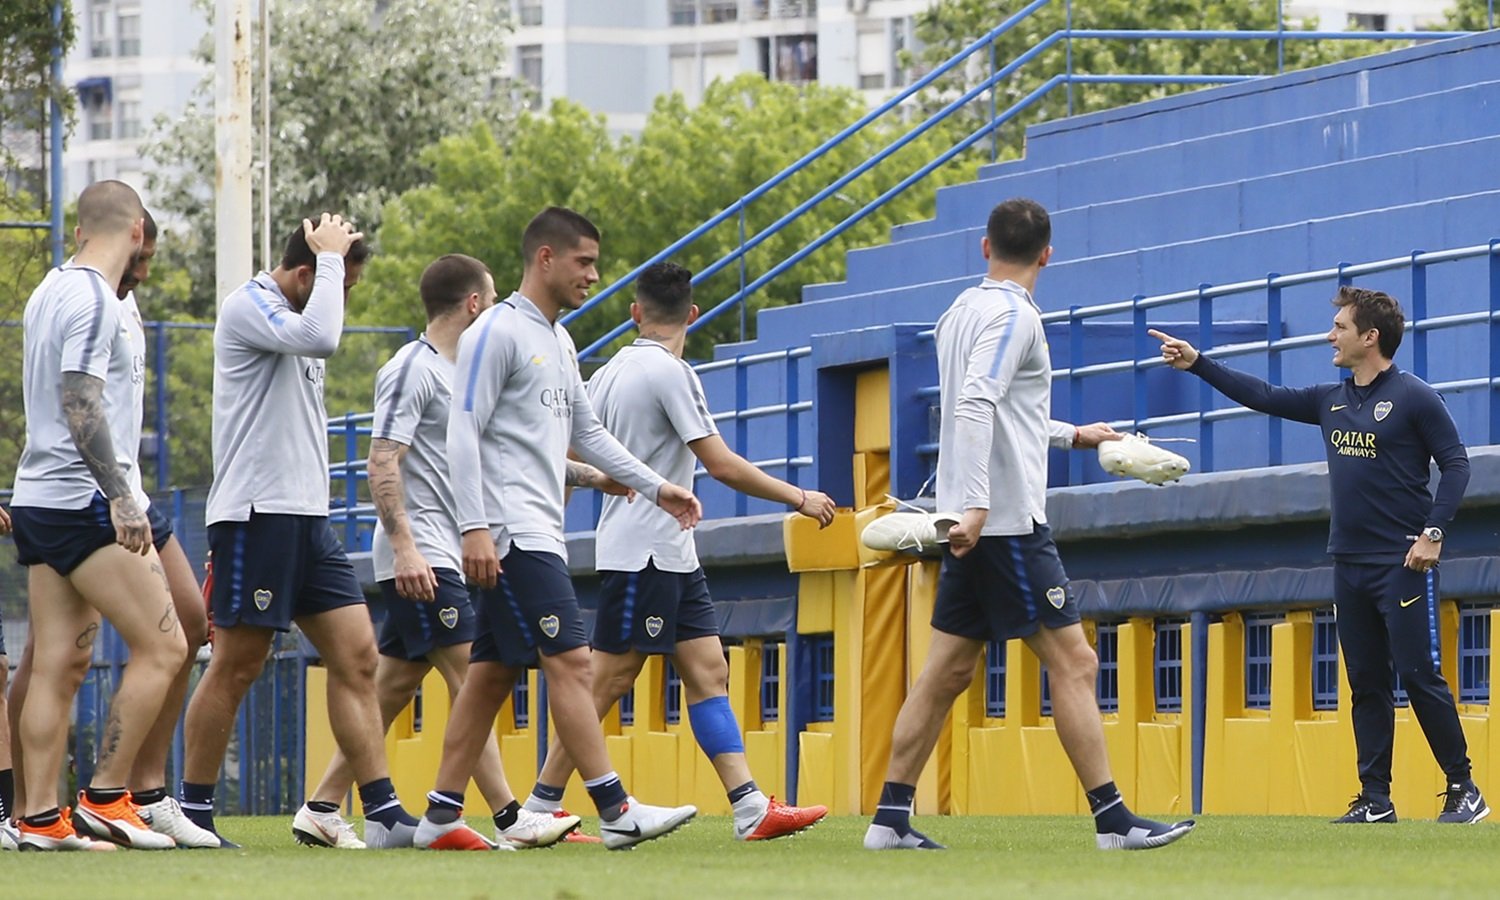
[215,0,255,310]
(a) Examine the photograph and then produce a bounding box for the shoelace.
[1439,786,1468,814]
[880,496,938,552]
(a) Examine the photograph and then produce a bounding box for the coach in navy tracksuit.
[1151,286,1489,825]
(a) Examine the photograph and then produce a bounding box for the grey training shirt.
[587,339,719,573]
[207,256,346,525]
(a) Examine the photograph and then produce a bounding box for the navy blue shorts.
[469,546,588,668]
[147,503,173,553]
[378,568,478,661]
[11,493,116,576]
[592,562,718,655]
[932,523,1079,643]
[207,513,365,632]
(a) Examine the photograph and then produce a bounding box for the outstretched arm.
[1150,329,1323,425]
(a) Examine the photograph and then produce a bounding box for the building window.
[516,0,542,27]
[1459,604,1491,704]
[117,97,142,140]
[760,642,781,723]
[513,677,529,729]
[810,635,835,722]
[619,686,635,726]
[703,0,738,23]
[80,82,113,142]
[984,640,1006,718]
[90,2,112,58]
[117,9,141,57]
[1349,12,1389,31]
[1095,623,1119,714]
[665,659,683,725]
[669,0,697,25]
[1245,614,1279,710]
[758,34,817,84]
[1155,617,1185,713]
[517,44,543,91]
[1313,608,1339,711]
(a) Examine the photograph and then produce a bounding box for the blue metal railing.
[913,241,1500,477]
[569,1,1473,363]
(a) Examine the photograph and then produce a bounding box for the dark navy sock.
[83,786,128,806]
[493,800,521,831]
[132,787,168,807]
[872,781,916,832]
[180,781,217,830]
[306,800,340,814]
[425,790,464,825]
[359,778,418,827]
[727,780,759,805]
[1087,781,1133,833]
[584,775,629,822]
[532,782,565,803]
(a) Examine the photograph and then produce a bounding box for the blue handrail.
[574,20,1472,362]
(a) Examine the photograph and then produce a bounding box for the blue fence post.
[735,359,749,517]
[1489,241,1500,445]
[1266,274,1282,467]
[153,323,171,490]
[49,0,65,266]
[1410,250,1428,382]
[738,207,749,344]
[1131,295,1148,432]
[344,414,359,549]
[1197,284,1215,473]
[1276,0,1285,74]
[1068,304,1084,485]
[989,37,999,161]
[786,350,801,487]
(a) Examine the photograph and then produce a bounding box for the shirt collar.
[978,277,1038,310]
[249,271,288,302]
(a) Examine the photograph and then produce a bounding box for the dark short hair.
[986,198,1051,265]
[280,217,372,270]
[419,254,491,320]
[1334,286,1405,359]
[142,207,157,241]
[521,207,599,266]
[635,262,694,323]
[77,179,144,236]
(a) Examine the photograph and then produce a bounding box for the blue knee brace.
[687,695,745,759]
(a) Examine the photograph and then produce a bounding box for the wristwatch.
[1422,526,1445,543]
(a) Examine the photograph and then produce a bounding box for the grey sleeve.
[568,364,665,502]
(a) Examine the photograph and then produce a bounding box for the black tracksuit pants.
[1334,560,1472,795]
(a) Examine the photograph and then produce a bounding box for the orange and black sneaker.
[74,791,176,849]
[17,808,111,852]
[557,809,603,844]
[734,796,828,841]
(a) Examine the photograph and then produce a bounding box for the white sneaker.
[72,794,176,850]
[139,797,223,849]
[1097,433,1191,485]
[414,815,513,851]
[860,511,962,553]
[497,807,580,848]
[292,804,366,849]
[599,797,696,850]
[0,821,19,851]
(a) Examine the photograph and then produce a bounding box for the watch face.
[1425,527,1444,542]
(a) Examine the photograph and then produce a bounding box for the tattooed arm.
[62,371,150,554]
[368,437,438,602]
[565,460,636,499]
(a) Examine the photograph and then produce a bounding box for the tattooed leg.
[16,565,97,816]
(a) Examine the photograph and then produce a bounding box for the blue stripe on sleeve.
[376,344,423,440]
[986,297,1020,381]
[79,270,111,371]
[463,305,507,413]
[244,281,286,326]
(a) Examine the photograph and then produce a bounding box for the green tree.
[143,0,521,320]
[360,75,971,359]
[909,0,1392,148]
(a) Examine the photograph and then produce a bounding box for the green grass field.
[4,814,1498,898]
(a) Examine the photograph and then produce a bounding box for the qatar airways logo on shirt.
[304,361,326,397]
[539,384,571,418]
[1330,429,1377,459]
